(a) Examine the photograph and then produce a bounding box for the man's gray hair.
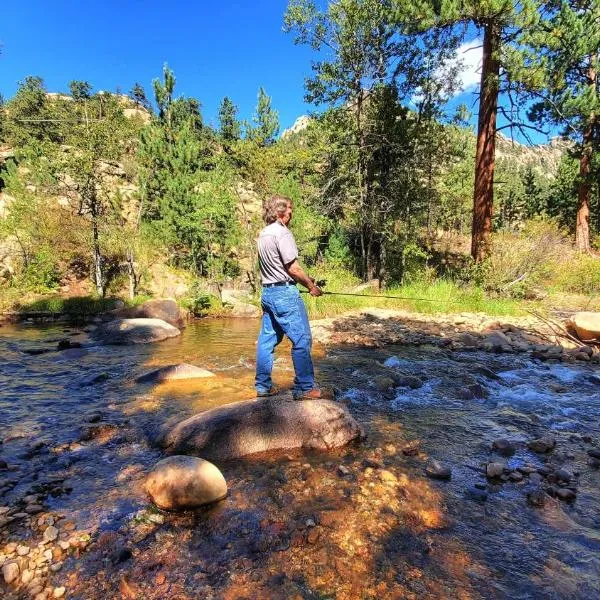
[263,194,292,225]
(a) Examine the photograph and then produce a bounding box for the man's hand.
[286,260,323,296]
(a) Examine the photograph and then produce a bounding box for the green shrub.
[19,249,61,292]
[553,254,600,295]
[180,282,220,317]
[470,218,570,298]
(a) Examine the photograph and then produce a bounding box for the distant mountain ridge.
[282,115,568,178]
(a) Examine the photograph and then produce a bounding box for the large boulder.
[136,363,215,384]
[91,318,181,345]
[157,395,364,461]
[567,312,600,343]
[145,456,227,510]
[221,289,261,319]
[105,298,186,329]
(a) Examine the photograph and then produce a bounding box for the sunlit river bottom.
[1,319,600,599]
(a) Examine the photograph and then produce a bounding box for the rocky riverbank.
[2,315,600,599]
[311,308,599,363]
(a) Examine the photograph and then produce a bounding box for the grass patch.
[17,295,123,315]
[302,279,529,319]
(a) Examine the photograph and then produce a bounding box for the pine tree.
[525,0,599,251]
[68,80,92,101]
[250,87,279,146]
[129,82,152,112]
[218,96,241,142]
[393,1,542,261]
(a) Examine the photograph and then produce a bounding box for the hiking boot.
[256,386,279,397]
[294,387,335,401]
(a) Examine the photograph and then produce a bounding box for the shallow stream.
[1,320,599,599]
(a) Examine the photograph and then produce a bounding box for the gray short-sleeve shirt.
[257,221,298,284]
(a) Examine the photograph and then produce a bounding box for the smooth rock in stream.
[528,436,556,453]
[492,438,516,456]
[486,462,506,478]
[424,460,452,480]
[91,318,181,345]
[104,298,186,329]
[145,456,227,510]
[157,395,364,461]
[136,363,215,384]
[527,488,547,507]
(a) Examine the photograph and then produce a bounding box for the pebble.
[424,460,452,480]
[467,486,488,502]
[53,587,66,598]
[509,471,524,482]
[556,488,576,501]
[43,526,59,543]
[50,562,62,573]
[17,544,30,556]
[492,438,516,456]
[486,462,505,478]
[26,504,44,515]
[401,440,420,456]
[379,470,398,484]
[337,465,350,477]
[587,449,600,460]
[555,469,572,483]
[528,436,556,453]
[527,489,546,507]
[148,513,165,525]
[21,568,34,584]
[58,541,70,551]
[2,561,20,584]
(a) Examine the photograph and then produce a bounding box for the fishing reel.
[315,279,327,288]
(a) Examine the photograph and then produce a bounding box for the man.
[255,194,330,400]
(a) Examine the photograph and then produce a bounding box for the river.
[1,319,599,599]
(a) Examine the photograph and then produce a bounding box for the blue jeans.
[255,285,315,396]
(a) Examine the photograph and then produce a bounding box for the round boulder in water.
[145,456,227,510]
[136,363,215,384]
[91,318,181,345]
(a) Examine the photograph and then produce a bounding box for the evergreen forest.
[0,0,598,316]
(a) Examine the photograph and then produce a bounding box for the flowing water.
[1,320,600,599]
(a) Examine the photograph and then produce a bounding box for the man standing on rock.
[255,194,330,400]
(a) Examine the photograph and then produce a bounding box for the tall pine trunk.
[471,21,500,262]
[576,124,592,252]
[575,57,596,252]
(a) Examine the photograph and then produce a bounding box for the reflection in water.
[1,320,600,599]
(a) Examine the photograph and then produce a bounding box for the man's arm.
[285,260,323,297]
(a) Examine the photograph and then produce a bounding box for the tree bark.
[576,125,592,252]
[90,196,103,297]
[471,20,500,262]
[575,57,596,252]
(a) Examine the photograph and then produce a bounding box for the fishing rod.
[299,280,450,303]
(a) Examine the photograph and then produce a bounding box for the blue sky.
[1,1,546,143]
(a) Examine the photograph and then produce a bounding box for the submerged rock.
[91,318,181,345]
[527,488,547,507]
[486,462,505,478]
[424,460,452,480]
[157,395,364,461]
[104,298,187,329]
[528,436,556,453]
[492,438,517,456]
[136,363,215,384]
[146,456,227,510]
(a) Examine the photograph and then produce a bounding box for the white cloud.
[451,39,483,95]
[409,38,483,106]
